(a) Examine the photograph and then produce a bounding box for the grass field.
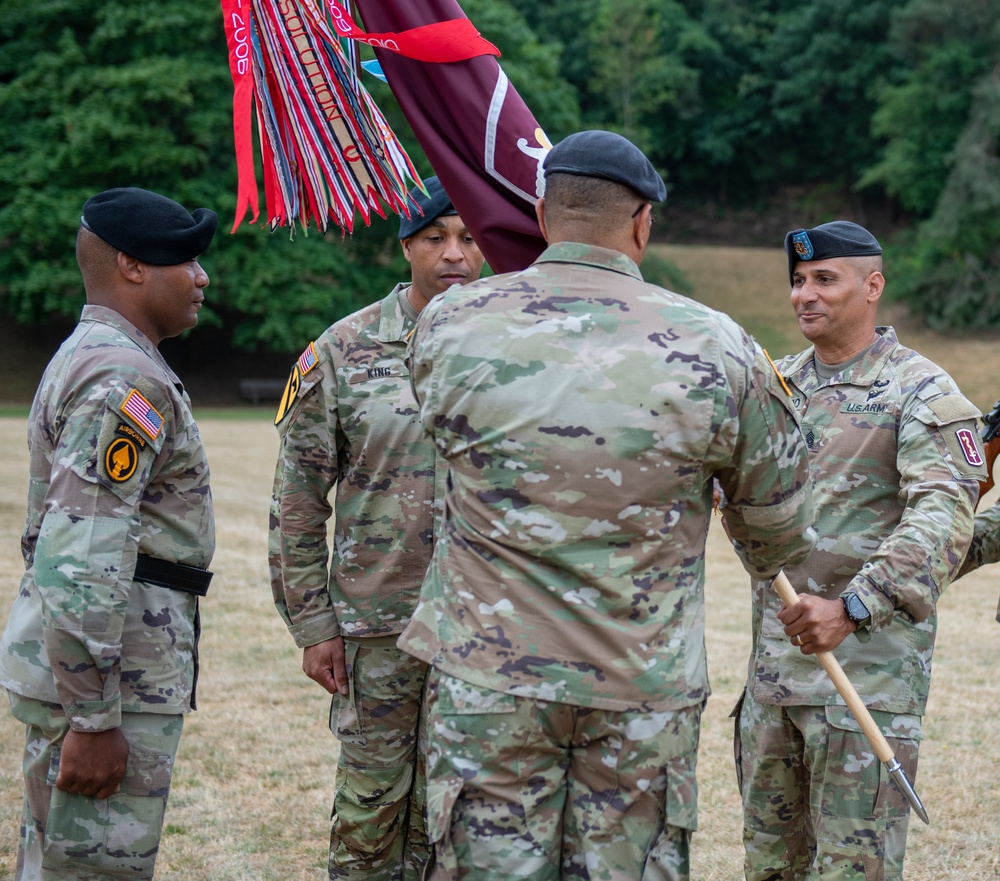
[0,245,998,879]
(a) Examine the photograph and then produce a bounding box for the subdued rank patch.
[120,388,163,440]
[957,428,985,467]
[275,342,319,425]
[105,436,139,482]
[791,230,814,260]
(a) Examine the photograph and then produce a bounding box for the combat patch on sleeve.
[104,436,140,482]
[119,388,164,441]
[274,342,318,426]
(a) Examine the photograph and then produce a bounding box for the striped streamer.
[221,0,422,233]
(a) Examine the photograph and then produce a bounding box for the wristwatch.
[841,593,871,630]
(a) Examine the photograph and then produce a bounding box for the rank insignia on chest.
[120,389,163,440]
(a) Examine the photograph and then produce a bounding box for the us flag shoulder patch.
[297,343,318,376]
[120,389,164,441]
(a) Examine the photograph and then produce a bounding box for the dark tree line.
[2,0,999,351]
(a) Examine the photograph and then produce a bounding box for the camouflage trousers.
[734,690,921,881]
[328,636,429,881]
[8,691,183,881]
[421,669,702,881]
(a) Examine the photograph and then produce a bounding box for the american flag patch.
[120,389,164,440]
[298,342,318,375]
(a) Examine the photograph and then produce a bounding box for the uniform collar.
[784,326,899,390]
[376,283,415,343]
[79,304,179,382]
[534,242,644,281]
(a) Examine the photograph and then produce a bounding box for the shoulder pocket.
[913,391,986,478]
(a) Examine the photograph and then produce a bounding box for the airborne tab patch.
[120,389,163,440]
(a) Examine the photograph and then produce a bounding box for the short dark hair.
[543,173,640,227]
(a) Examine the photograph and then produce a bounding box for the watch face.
[846,594,870,623]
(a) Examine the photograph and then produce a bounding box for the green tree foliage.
[0,0,576,352]
[891,60,1000,328]
[0,0,406,352]
[6,0,1000,334]
[859,0,999,215]
[865,0,1000,329]
[586,0,709,168]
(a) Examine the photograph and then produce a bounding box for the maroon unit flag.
[354,0,548,273]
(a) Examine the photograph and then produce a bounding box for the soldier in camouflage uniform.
[735,221,986,881]
[269,177,484,881]
[396,131,816,881]
[0,187,217,880]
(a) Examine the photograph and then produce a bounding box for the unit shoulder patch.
[104,436,140,482]
[275,342,319,426]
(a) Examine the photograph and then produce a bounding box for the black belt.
[134,554,213,597]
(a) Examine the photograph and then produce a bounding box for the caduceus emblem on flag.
[219,0,501,235]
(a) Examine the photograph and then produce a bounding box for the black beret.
[543,130,666,203]
[82,187,217,265]
[398,176,458,240]
[784,221,883,284]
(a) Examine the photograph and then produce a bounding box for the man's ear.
[534,197,549,243]
[633,204,652,251]
[400,236,413,265]
[117,252,144,284]
[866,270,885,304]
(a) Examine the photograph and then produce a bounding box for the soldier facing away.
[0,187,218,880]
[734,221,986,880]
[395,130,817,881]
[269,177,484,881]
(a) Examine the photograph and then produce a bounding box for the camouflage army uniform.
[0,304,214,880]
[738,326,984,881]
[269,284,437,881]
[397,242,816,881]
[957,502,1000,622]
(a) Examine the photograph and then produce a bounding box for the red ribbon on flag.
[220,0,260,232]
[324,2,500,62]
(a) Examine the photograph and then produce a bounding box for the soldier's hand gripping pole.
[773,571,930,825]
